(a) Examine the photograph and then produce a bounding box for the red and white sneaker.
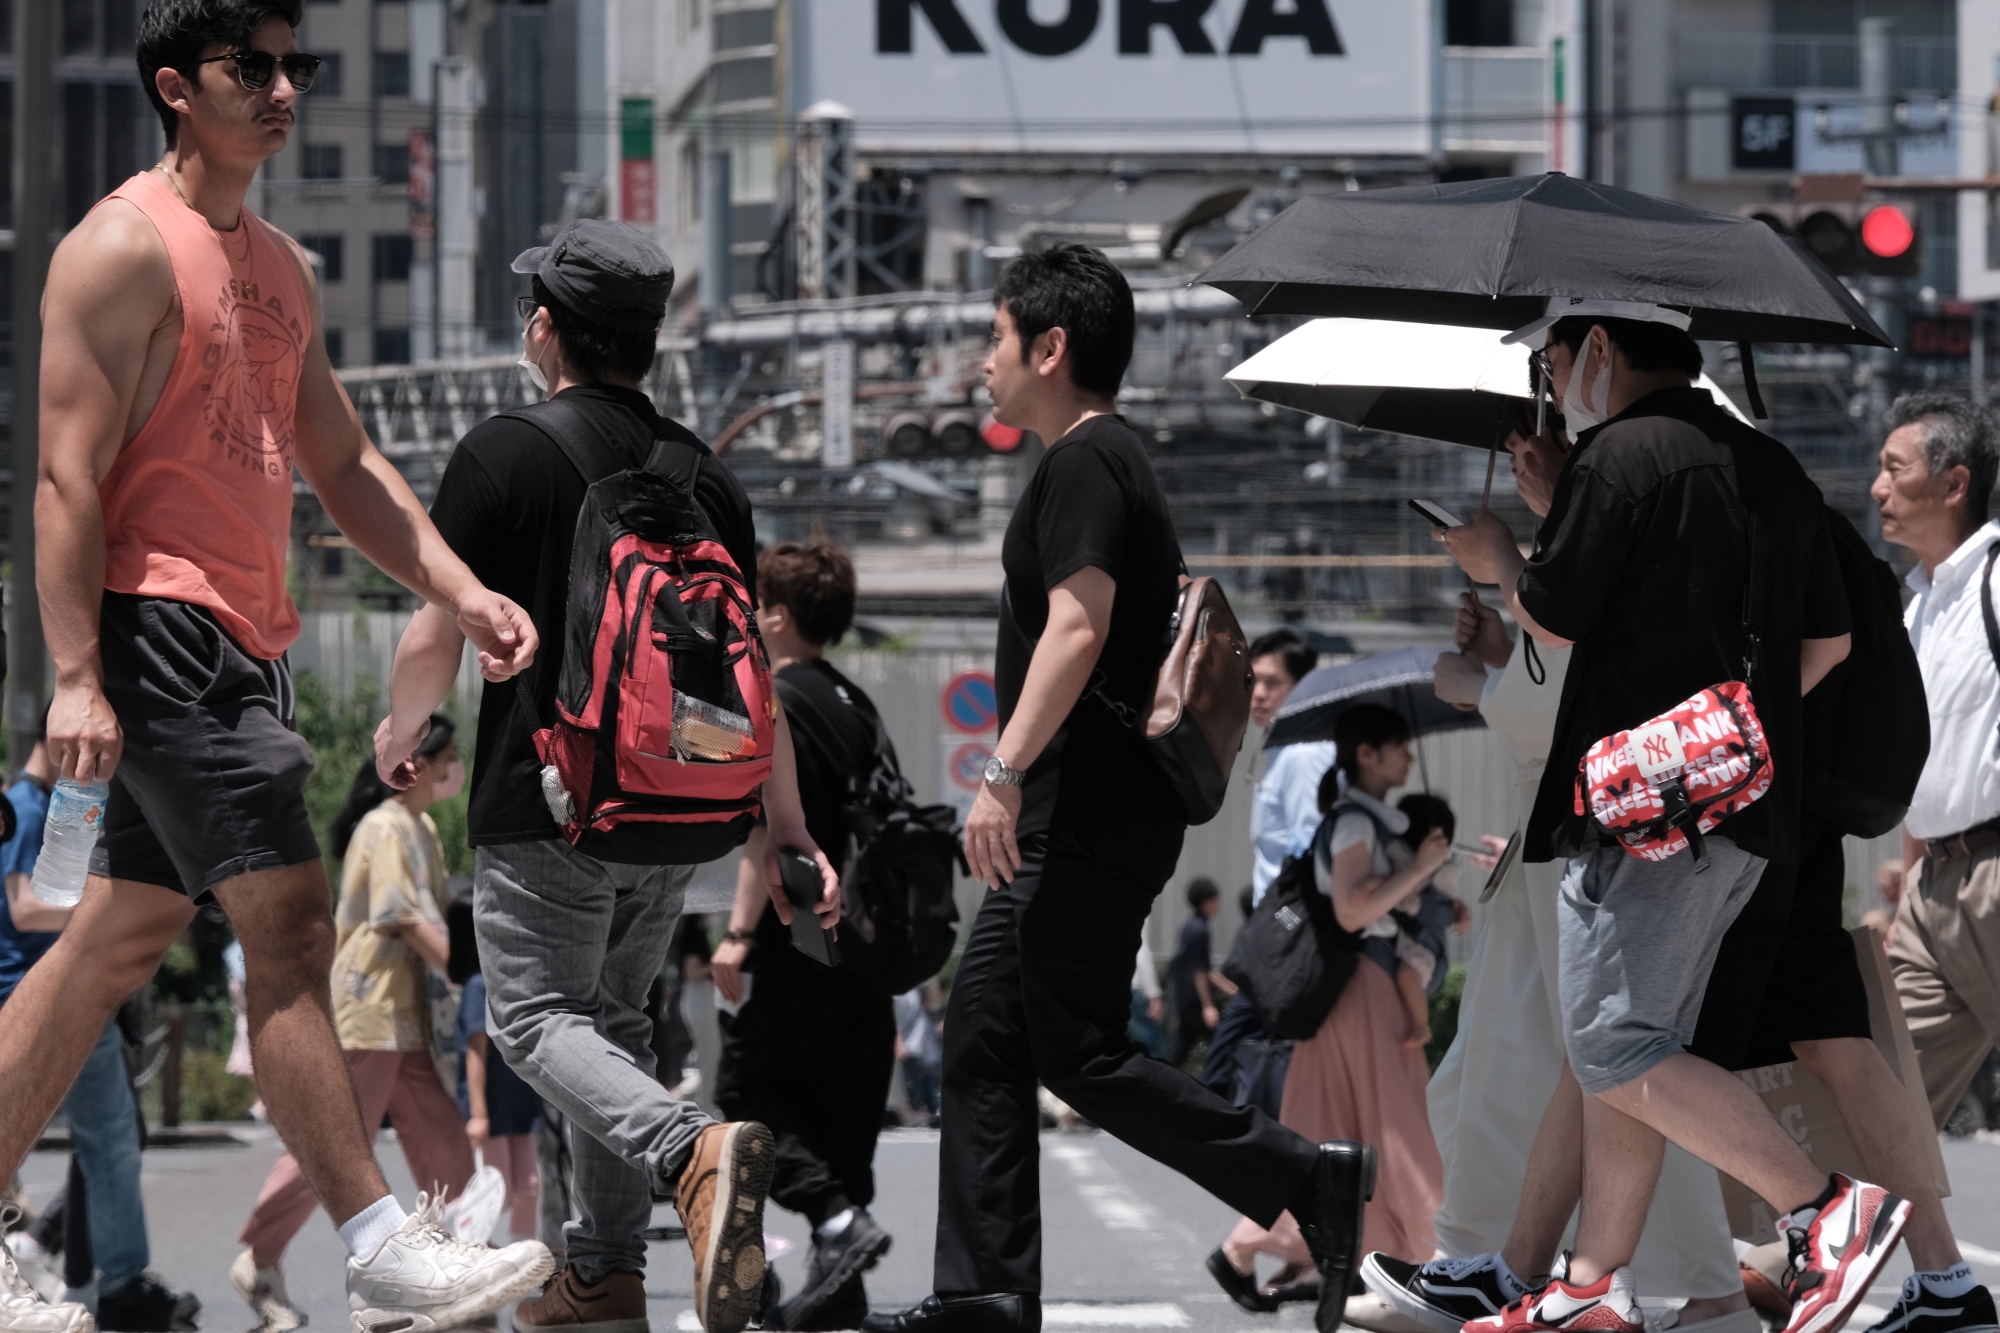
[1463,1257,1641,1333]
[1779,1175,1913,1333]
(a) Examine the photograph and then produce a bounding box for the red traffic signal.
[1739,197,1921,278]
[1860,203,1916,261]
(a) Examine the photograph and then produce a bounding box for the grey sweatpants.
[474,839,709,1281]
[1558,836,1767,1095]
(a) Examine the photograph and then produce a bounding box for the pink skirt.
[1228,959,1444,1267]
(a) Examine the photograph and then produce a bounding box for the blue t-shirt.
[0,779,56,1003]
[455,973,543,1137]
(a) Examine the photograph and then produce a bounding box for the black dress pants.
[715,924,898,1225]
[933,817,1320,1295]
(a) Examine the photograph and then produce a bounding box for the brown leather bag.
[1097,576,1254,825]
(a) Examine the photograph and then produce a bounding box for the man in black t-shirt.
[710,541,900,1333]
[1438,308,1907,1333]
[862,246,1369,1333]
[377,221,839,1333]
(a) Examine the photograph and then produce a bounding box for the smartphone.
[1408,498,1465,528]
[1478,827,1525,903]
[777,848,841,968]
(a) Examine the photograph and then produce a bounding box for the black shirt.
[997,414,1183,834]
[428,385,759,846]
[753,658,882,953]
[1167,913,1212,1014]
[1518,388,1849,865]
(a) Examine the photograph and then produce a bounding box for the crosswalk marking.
[674,1302,1193,1331]
[1961,1241,2000,1267]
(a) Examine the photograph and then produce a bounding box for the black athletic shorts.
[89,592,320,902]
[1689,814,1872,1071]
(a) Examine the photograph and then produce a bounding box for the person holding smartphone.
[711,542,900,1333]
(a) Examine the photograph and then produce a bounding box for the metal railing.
[1676,30,1956,92]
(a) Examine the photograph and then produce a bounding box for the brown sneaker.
[674,1122,775,1333]
[514,1267,648,1333]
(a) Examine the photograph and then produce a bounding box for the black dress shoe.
[1206,1248,1273,1314]
[1291,1140,1378,1333]
[860,1293,1041,1333]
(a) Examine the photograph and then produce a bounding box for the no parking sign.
[939,669,998,818]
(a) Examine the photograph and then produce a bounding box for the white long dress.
[1423,637,1740,1300]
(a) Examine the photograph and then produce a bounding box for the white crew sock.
[1493,1256,1530,1302]
[339,1196,409,1262]
[815,1208,857,1241]
[1916,1265,1976,1299]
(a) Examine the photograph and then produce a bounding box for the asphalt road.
[17,1126,2000,1333]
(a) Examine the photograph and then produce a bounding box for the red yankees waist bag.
[1574,683,1773,863]
[504,396,774,865]
[1573,433,1775,865]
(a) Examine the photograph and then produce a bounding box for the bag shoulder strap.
[504,395,708,495]
[1982,541,2000,677]
[1729,431,1771,681]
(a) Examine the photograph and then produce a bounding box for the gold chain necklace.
[154,160,193,210]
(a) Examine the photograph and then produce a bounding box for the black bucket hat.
[512,218,674,332]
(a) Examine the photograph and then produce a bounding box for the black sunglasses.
[195,50,323,93]
[516,296,541,322]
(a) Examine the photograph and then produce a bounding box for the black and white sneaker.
[1361,1252,1517,1333]
[1862,1279,1999,1333]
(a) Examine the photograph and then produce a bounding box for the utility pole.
[9,0,54,765]
[1859,17,1899,431]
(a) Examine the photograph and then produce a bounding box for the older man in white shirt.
[1875,391,2000,1131]
[1199,629,1335,1103]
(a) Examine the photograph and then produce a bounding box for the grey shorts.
[89,592,320,902]
[1558,835,1767,1094]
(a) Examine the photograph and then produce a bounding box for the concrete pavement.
[17,1126,2000,1333]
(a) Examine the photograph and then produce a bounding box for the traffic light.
[1741,199,1922,278]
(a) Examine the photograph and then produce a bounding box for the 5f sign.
[880,0,1343,57]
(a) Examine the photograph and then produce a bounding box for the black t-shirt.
[1518,388,1849,866]
[1167,913,1211,1013]
[428,385,759,846]
[996,414,1183,834]
[753,658,882,952]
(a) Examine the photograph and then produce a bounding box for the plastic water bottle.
[31,780,109,907]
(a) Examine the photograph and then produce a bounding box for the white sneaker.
[4,1236,62,1307]
[0,1226,94,1333]
[346,1194,554,1333]
[231,1250,308,1333]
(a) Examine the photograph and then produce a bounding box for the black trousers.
[1199,991,1270,1097]
[715,926,897,1226]
[934,817,1319,1295]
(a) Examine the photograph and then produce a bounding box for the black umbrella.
[1199,173,1890,350]
[1267,647,1486,756]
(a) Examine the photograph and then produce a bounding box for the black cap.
[512,219,673,332]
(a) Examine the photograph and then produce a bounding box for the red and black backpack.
[503,396,774,864]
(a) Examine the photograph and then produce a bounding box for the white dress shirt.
[1905,518,2000,840]
[1250,739,1338,905]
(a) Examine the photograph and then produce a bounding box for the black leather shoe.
[1206,1248,1273,1314]
[860,1293,1041,1333]
[1292,1140,1378,1333]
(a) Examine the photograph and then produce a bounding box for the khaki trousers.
[1889,844,2000,1127]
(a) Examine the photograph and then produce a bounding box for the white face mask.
[518,322,550,396]
[433,759,466,802]
[1560,346,1614,433]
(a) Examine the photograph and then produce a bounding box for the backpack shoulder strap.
[1982,541,2000,677]
[644,415,711,495]
[499,396,642,487]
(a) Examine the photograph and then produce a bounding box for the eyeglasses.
[194,51,323,93]
[516,296,541,322]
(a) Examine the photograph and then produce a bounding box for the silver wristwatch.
[982,755,1026,788]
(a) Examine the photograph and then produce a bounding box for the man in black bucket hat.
[378,218,843,1333]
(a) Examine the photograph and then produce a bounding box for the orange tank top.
[96,170,309,659]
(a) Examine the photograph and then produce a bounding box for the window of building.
[323,327,345,365]
[315,52,343,98]
[373,327,411,364]
[1444,0,1512,46]
[300,233,344,281]
[715,8,773,51]
[680,140,702,227]
[374,141,410,184]
[374,51,410,98]
[373,233,413,283]
[302,143,343,179]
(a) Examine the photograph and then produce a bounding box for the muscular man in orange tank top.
[0,6,553,1333]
